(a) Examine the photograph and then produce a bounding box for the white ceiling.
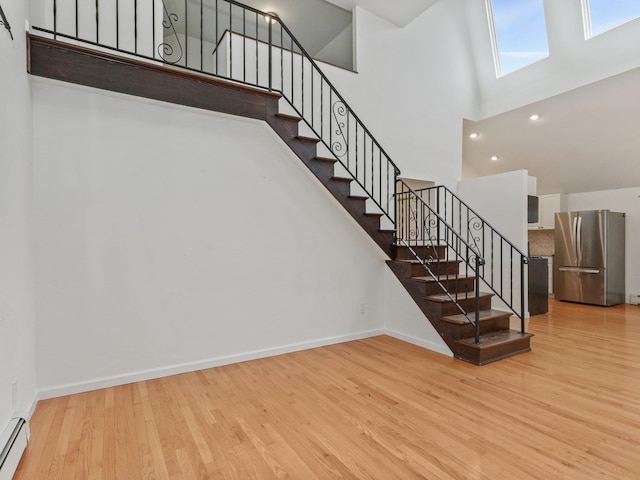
[463,66,640,195]
[323,0,439,27]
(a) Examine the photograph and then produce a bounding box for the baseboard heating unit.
[0,418,28,480]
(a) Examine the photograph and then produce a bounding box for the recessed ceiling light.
[529,114,540,121]
[490,155,499,161]
[469,132,479,139]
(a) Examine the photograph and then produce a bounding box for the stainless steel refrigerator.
[554,210,625,306]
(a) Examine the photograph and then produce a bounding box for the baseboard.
[0,418,28,480]
[37,328,385,400]
[383,329,453,356]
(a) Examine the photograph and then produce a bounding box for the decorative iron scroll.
[466,216,484,273]
[467,216,483,251]
[158,3,183,64]
[0,3,13,40]
[331,101,349,158]
[406,198,438,242]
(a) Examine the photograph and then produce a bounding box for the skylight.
[486,0,549,77]
[583,0,640,38]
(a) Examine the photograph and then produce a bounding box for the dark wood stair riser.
[412,276,476,296]
[425,294,493,317]
[404,260,461,277]
[394,244,447,261]
[271,114,300,140]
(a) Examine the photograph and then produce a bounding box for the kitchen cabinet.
[528,194,567,230]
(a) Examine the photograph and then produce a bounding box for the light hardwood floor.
[15,300,640,479]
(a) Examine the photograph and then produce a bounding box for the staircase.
[28,0,532,365]
[387,245,531,365]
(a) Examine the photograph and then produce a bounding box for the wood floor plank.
[14,300,640,479]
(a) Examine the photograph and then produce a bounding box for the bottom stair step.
[441,309,511,326]
[440,309,511,340]
[453,329,533,366]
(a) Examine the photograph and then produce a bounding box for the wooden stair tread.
[276,112,302,122]
[394,259,460,266]
[441,309,511,326]
[455,329,533,349]
[364,212,383,218]
[394,243,447,247]
[332,176,353,183]
[296,135,320,143]
[412,274,475,283]
[349,194,369,200]
[425,292,493,303]
[315,156,337,164]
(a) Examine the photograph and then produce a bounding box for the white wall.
[566,187,640,303]
[0,0,37,425]
[383,270,452,356]
[315,23,354,70]
[457,171,529,318]
[464,0,640,118]
[318,0,478,186]
[31,79,391,396]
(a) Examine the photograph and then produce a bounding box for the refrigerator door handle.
[559,267,600,274]
[572,217,578,263]
[576,216,582,265]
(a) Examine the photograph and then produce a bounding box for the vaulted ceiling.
[462,66,640,195]
[173,0,638,195]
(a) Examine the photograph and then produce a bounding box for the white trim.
[36,329,385,400]
[484,0,502,78]
[581,0,593,40]
[383,328,453,357]
[20,395,38,423]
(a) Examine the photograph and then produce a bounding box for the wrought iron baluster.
[510,247,514,305]
[378,150,382,209]
[370,136,374,197]
[279,24,283,92]
[116,0,119,49]
[151,0,154,58]
[268,18,272,90]
[474,254,480,344]
[320,78,324,140]
[184,0,187,66]
[134,0,138,54]
[355,122,358,180]
[500,238,504,296]
[520,256,526,333]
